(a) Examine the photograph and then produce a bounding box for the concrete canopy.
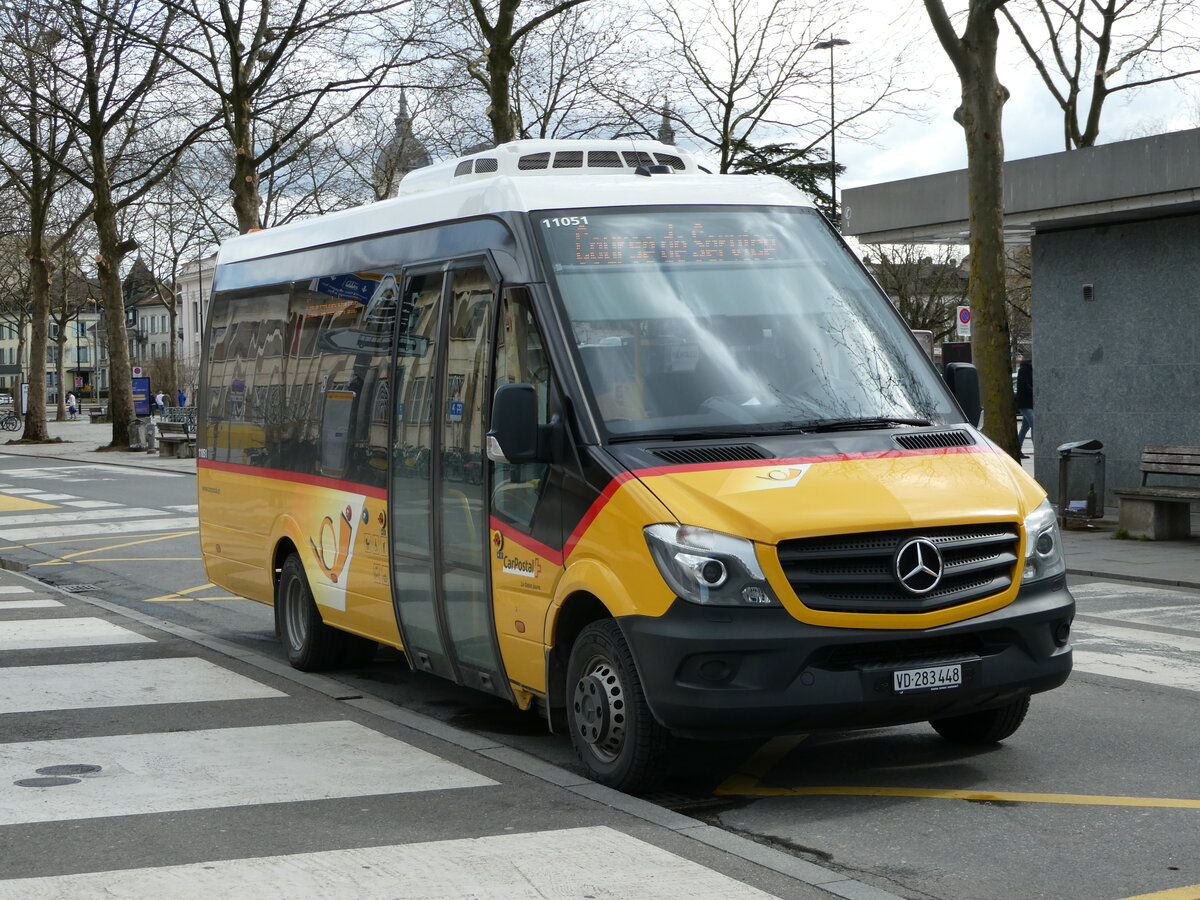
[841,127,1200,245]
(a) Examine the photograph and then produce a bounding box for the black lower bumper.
[619,577,1074,739]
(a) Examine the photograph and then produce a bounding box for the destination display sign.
[537,210,812,268]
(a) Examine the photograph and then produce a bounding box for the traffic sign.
[956,306,971,338]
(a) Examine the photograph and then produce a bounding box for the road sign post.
[956,306,972,338]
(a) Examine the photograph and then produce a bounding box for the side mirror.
[487,383,551,463]
[943,362,982,428]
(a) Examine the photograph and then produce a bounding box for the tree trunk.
[55,331,67,421]
[92,193,137,448]
[957,15,1017,457]
[926,0,1019,457]
[23,251,52,442]
[230,92,262,233]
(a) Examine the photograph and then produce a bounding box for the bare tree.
[1003,0,1200,149]
[159,0,424,232]
[623,0,919,223]
[461,0,595,145]
[0,11,92,441]
[47,239,97,421]
[924,0,1019,457]
[21,0,217,448]
[508,2,650,140]
[865,245,969,343]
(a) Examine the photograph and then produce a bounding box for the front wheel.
[930,695,1031,744]
[565,619,668,793]
[275,554,346,671]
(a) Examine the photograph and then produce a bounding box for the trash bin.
[132,417,156,453]
[1057,440,1105,518]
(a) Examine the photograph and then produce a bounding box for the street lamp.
[814,36,850,225]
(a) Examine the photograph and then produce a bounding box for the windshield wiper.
[801,416,933,433]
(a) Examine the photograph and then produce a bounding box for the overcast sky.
[831,2,1199,191]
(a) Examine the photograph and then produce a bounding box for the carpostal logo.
[500,552,543,579]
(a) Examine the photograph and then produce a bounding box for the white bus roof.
[216,139,813,267]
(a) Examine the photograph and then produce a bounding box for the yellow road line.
[144,583,238,602]
[714,735,808,795]
[1119,885,1200,900]
[714,782,1200,809]
[24,532,198,566]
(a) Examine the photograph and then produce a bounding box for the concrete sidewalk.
[5,416,1199,589]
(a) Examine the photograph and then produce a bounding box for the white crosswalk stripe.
[0,617,155,651]
[0,516,198,540]
[0,721,496,826]
[0,658,285,713]
[1071,581,1200,693]
[0,602,789,899]
[0,464,179,480]
[0,828,776,900]
[0,508,168,528]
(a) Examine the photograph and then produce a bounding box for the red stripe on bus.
[560,444,990,561]
[563,470,639,560]
[197,458,388,500]
[488,518,564,567]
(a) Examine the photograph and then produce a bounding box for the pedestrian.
[1015,354,1033,459]
[177,389,186,407]
[154,390,165,417]
[66,392,77,420]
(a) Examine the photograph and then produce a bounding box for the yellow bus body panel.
[198,462,402,647]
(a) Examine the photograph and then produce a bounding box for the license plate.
[893,663,962,693]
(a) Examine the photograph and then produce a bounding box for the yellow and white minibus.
[198,139,1073,791]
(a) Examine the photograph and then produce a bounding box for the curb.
[1066,567,1200,592]
[12,568,906,900]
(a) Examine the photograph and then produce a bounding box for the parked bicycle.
[0,411,20,431]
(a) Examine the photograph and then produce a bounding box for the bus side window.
[492,288,551,529]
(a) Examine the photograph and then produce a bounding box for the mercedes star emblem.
[894,537,944,595]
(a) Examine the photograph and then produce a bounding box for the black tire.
[930,695,1031,744]
[565,619,668,793]
[275,554,346,671]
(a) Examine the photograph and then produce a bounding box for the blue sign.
[448,400,464,423]
[313,273,379,304]
[132,377,151,417]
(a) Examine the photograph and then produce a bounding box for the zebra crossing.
[0,464,198,543]
[0,575,813,900]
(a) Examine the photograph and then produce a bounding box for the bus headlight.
[644,524,780,607]
[1023,499,1066,584]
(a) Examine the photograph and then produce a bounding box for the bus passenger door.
[438,265,507,696]
[389,263,510,699]
[389,270,450,678]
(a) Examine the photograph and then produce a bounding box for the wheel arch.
[545,589,611,719]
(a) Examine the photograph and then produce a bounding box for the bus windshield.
[535,207,961,439]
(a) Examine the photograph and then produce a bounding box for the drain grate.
[58,584,99,593]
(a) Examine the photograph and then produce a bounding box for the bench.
[88,406,108,424]
[155,420,196,459]
[1113,446,1200,539]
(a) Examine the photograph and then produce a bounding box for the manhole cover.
[15,777,80,787]
[37,764,101,776]
[58,584,99,593]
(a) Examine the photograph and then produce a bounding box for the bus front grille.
[777,524,1020,614]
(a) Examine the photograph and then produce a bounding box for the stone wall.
[1031,213,1200,505]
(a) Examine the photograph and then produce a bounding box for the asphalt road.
[0,454,1196,900]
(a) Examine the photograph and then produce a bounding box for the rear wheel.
[930,695,1031,744]
[566,619,668,793]
[275,554,347,671]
